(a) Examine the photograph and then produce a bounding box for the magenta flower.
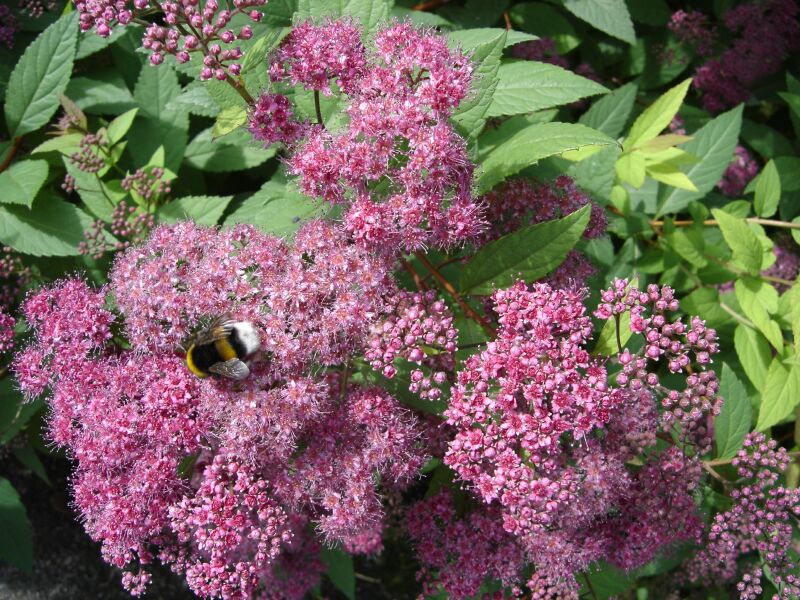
[718,145,759,198]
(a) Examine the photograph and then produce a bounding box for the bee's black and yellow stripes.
[185,328,248,378]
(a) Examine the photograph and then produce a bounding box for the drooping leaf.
[487,61,607,118]
[715,363,752,459]
[106,108,139,145]
[509,2,580,54]
[4,12,79,137]
[657,105,743,216]
[562,0,636,44]
[0,160,49,207]
[477,122,617,193]
[320,548,355,600]
[0,477,33,572]
[461,204,590,294]
[158,195,234,226]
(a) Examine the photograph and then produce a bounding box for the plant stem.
[399,258,428,291]
[651,217,800,230]
[412,0,451,10]
[719,302,756,328]
[582,573,598,600]
[313,90,324,126]
[0,137,22,174]
[413,251,496,338]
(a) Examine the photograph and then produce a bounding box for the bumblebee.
[185,319,261,381]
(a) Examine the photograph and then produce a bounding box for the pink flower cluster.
[718,145,759,198]
[692,0,800,111]
[15,222,429,598]
[686,433,800,598]
[0,246,30,310]
[406,490,526,599]
[365,289,457,401]
[668,9,716,56]
[251,20,481,254]
[75,0,265,80]
[439,279,715,594]
[0,4,18,49]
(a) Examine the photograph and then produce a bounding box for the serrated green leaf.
[734,324,771,391]
[64,158,126,222]
[450,29,506,140]
[681,287,730,326]
[212,106,248,139]
[448,28,537,49]
[4,12,78,137]
[225,181,330,238]
[158,195,233,226]
[0,194,98,256]
[757,354,800,431]
[106,108,138,145]
[296,0,390,28]
[320,548,355,600]
[668,229,706,267]
[185,128,276,172]
[487,61,607,118]
[477,122,617,193]
[579,82,637,138]
[0,477,33,572]
[241,27,290,74]
[0,160,49,207]
[461,204,590,294]
[31,132,83,155]
[754,159,781,218]
[64,71,135,114]
[562,0,636,44]
[624,78,691,151]
[509,2,579,54]
[711,208,763,275]
[167,84,220,118]
[715,363,752,459]
[657,104,743,216]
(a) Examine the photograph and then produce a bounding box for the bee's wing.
[208,358,250,381]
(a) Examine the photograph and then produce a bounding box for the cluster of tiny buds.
[0,247,31,310]
[121,168,171,203]
[79,202,155,259]
[141,0,264,80]
[0,309,14,354]
[69,133,106,173]
[19,0,58,19]
[0,5,18,49]
[61,174,77,194]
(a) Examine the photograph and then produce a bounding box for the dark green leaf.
[65,70,135,114]
[579,82,637,138]
[158,195,234,226]
[4,12,79,137]
[320,548,355,600]
[715,363,752,459]
[461,204,590,294]
[509,2,580,54]
[0,160,49,207]
[562,0,636,44]
[185,128,276,172]
[0,477,33,572]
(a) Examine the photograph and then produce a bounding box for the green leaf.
[487,61,607,118]
[581,562,635,599]
[734,324,771,391]
[185,128,276,172]
[735,278,782,350]
[225,181,331,238]
[711,208,763,275]
[0,194,98,256]
[657,104,743,216]
[106,108,139,145]
[754,159,781,218]
[4,12,78,137]
[450,29,506,140]
[562,0,636,44]
[477,122,617,193]
[241,26,290,74]
[212,106,248,139]
[0,379,44,445]
[64,70,135,114]
[624,79,691,151]
[579,82,638,138]
[12,446,51,486]
[31,132,83,155]
[64,159,126,222]
[757,353,800,431]
[157,195,233,226]
[715,363,752,459]
[296,0,390,28]
[741,119,794,159]
[129,64,188,172]
[448,28,537,49]
[615,151,645,188]
[167,84,220,118]
[594,310,632,356]
[509,2,579,54]
[0,477,33,572]
[320,548,355,600]
[461,204,590,294]
[0,160,49,207]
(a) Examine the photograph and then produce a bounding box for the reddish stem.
[0,137,22,174]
